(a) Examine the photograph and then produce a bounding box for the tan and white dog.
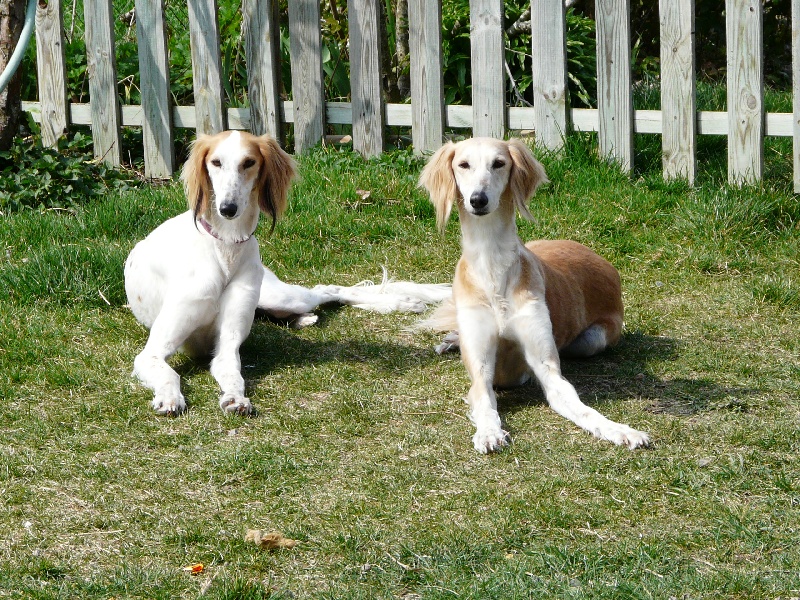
[419,137,650,453]
[125,130,450,416]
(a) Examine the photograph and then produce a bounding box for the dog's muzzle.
[469,191,489,215]
[219,202,238,219]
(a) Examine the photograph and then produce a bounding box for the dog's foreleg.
[212,281,259,415]
[133,303,209,415]
[516,308,650,449]
[458,306,509,453]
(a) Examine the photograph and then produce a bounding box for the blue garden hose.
[0,0,38,94]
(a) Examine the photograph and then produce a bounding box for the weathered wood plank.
[24,100,795,139]
[83,0,121,165]
[408,0,444,153]
[726,0,763,185]
[188,0,226,135]
[288,0,325,152]
[348,0,385,156]
[531,0,568,150]
[469,0,505,138]
[793,0,800,191]
[35,0,69,147]
[660,0,696,183]
[596,0,633,172]
[242,0,283,139]
[135,0,175,177]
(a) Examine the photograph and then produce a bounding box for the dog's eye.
[457,161,470,170]
[243,158,256,169]
[210,158,222,168]
[492,159,506,169]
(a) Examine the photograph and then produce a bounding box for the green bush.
[0,132,140,213]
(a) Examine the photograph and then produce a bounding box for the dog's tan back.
[526,239,623,351]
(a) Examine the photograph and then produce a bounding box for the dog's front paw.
[472,427,510,454]
[219,393,253,415]
[599,422,650,449]
[151,392,187,416]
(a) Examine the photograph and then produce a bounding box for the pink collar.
[199,218,252,244]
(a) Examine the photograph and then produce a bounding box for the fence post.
[408,0,444,154]
[596,0,633,173]
[83,0,122,165]
[136,0,175,178]
[660,0,696,183]
[531,0,568,152]
[188,0,227,135]
[348,0,385,157]
[289,0,325,152]
[35,0,69,147]
[793,0,800,193]
[243,0,283,140]
[727,0,763,185]
[470,0,505,138]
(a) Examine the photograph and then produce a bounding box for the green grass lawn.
[1,134,798,599]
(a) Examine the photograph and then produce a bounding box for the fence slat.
[348,0,385,157]
[288,0,325,152]
[660,0,696,183]
[596,0,633,172]
[35,0,69,147]
[408,0,444,154]
[83,0,121,165]
[188,0,226,135]
[792,0,800,191]
[531,0,568,151]
[470,0,505,138]
[243,0,283,139]
[136,0,175,178]
[727,0,763,185]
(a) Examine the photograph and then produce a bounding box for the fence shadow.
[497,330,759,417]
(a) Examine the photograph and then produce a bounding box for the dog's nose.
[470,191,489,211]
[219,202,238,218]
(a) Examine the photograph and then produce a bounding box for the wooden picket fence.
[23,0,800,191]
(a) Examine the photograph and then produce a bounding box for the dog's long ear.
[181,135,214,220]
[257,135,297,233]
[507,138,549,221]
[419,142,458,232]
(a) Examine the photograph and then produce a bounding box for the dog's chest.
[466,250,516,296]
[210,241,255,283]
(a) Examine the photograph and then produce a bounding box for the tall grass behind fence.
[22,0,800,191]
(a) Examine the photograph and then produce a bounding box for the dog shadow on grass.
[228,307,445,381]
[496,330,760,418]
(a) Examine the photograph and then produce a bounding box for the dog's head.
[182,131,297,233]
[419,137,548,231]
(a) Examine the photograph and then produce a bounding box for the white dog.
[125,130,450,416]
[419,137,650,453]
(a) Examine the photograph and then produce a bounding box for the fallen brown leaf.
[245,529,298,550]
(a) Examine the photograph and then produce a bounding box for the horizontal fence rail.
[24,0,800,190]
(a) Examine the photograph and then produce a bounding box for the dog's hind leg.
[258,266,451,318]
[560,324,609,358]
[560,315,623,358]
[257,267,338,320]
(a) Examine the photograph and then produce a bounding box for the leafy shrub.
[0,132,140,213]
